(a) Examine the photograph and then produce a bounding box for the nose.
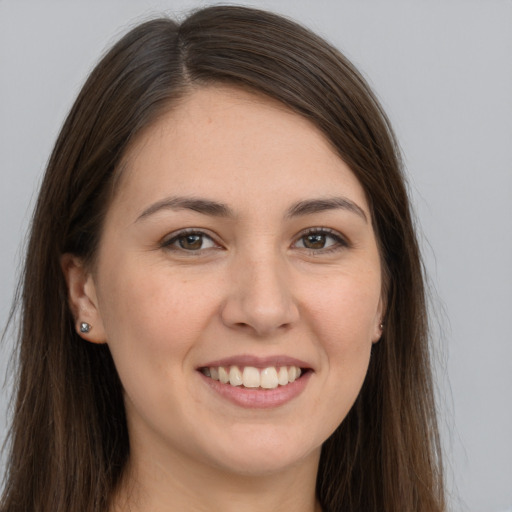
[220,251,300,337]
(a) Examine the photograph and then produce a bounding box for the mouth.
[199,364,309,390]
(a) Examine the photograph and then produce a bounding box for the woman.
[1,6,445,512]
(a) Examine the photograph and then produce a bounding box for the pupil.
[305,234,325,249]
[180,234,202,250]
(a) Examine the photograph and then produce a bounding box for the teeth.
[288,366,300,382]
[277,367,288,386]
[242,366,260,388]
[203,365,303,388]
[219,366,229,384]
[260,367,278,389]
[229,366,243,386]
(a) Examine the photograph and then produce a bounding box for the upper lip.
[198,354,312,370]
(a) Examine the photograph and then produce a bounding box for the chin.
[212,450,316,477]
[197,426,322,477]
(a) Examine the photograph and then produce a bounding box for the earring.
[80,322,91,333]
[379,323,384,330]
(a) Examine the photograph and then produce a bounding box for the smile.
[197,356,312,408]
[200,365,302,389]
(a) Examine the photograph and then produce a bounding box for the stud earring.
[379,323,384,330]
[80,322,91,333]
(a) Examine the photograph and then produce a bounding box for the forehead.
[112,85,369,219]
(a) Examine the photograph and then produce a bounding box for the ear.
[61,253,107,344]
[371,296,386,344]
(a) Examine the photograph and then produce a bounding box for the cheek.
[99,262,212,343]
[302,272,379,405]
[304,270,381,345]
[95,263,221,426]
[94,260,223,398]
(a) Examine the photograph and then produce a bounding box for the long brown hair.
[1,6,444,511]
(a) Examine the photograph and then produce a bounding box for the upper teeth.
[202,365,302,389]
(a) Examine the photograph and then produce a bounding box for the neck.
[111,444,322,512]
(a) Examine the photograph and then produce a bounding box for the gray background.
[1,1,511,511]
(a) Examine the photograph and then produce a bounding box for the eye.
[293,228,348,252]
[161,230,219,252]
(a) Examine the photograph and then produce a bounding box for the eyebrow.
[286,197,368,222]
[136,195,367,223]
[136,196,234,222]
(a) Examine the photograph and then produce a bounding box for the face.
[69,86,384,477]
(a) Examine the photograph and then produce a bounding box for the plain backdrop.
[1,1,511,511]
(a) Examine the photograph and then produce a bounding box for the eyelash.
[294,227,349,254]
[160,227,349,255]
[160,229,220,253]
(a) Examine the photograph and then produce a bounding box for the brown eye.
[179,234,203,250]
[294,229,347,252]
[302,233,327,249]
[162,231,218,252]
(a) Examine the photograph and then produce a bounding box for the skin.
[63,85,384,512]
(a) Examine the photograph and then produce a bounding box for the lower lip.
[199,371,311,409]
